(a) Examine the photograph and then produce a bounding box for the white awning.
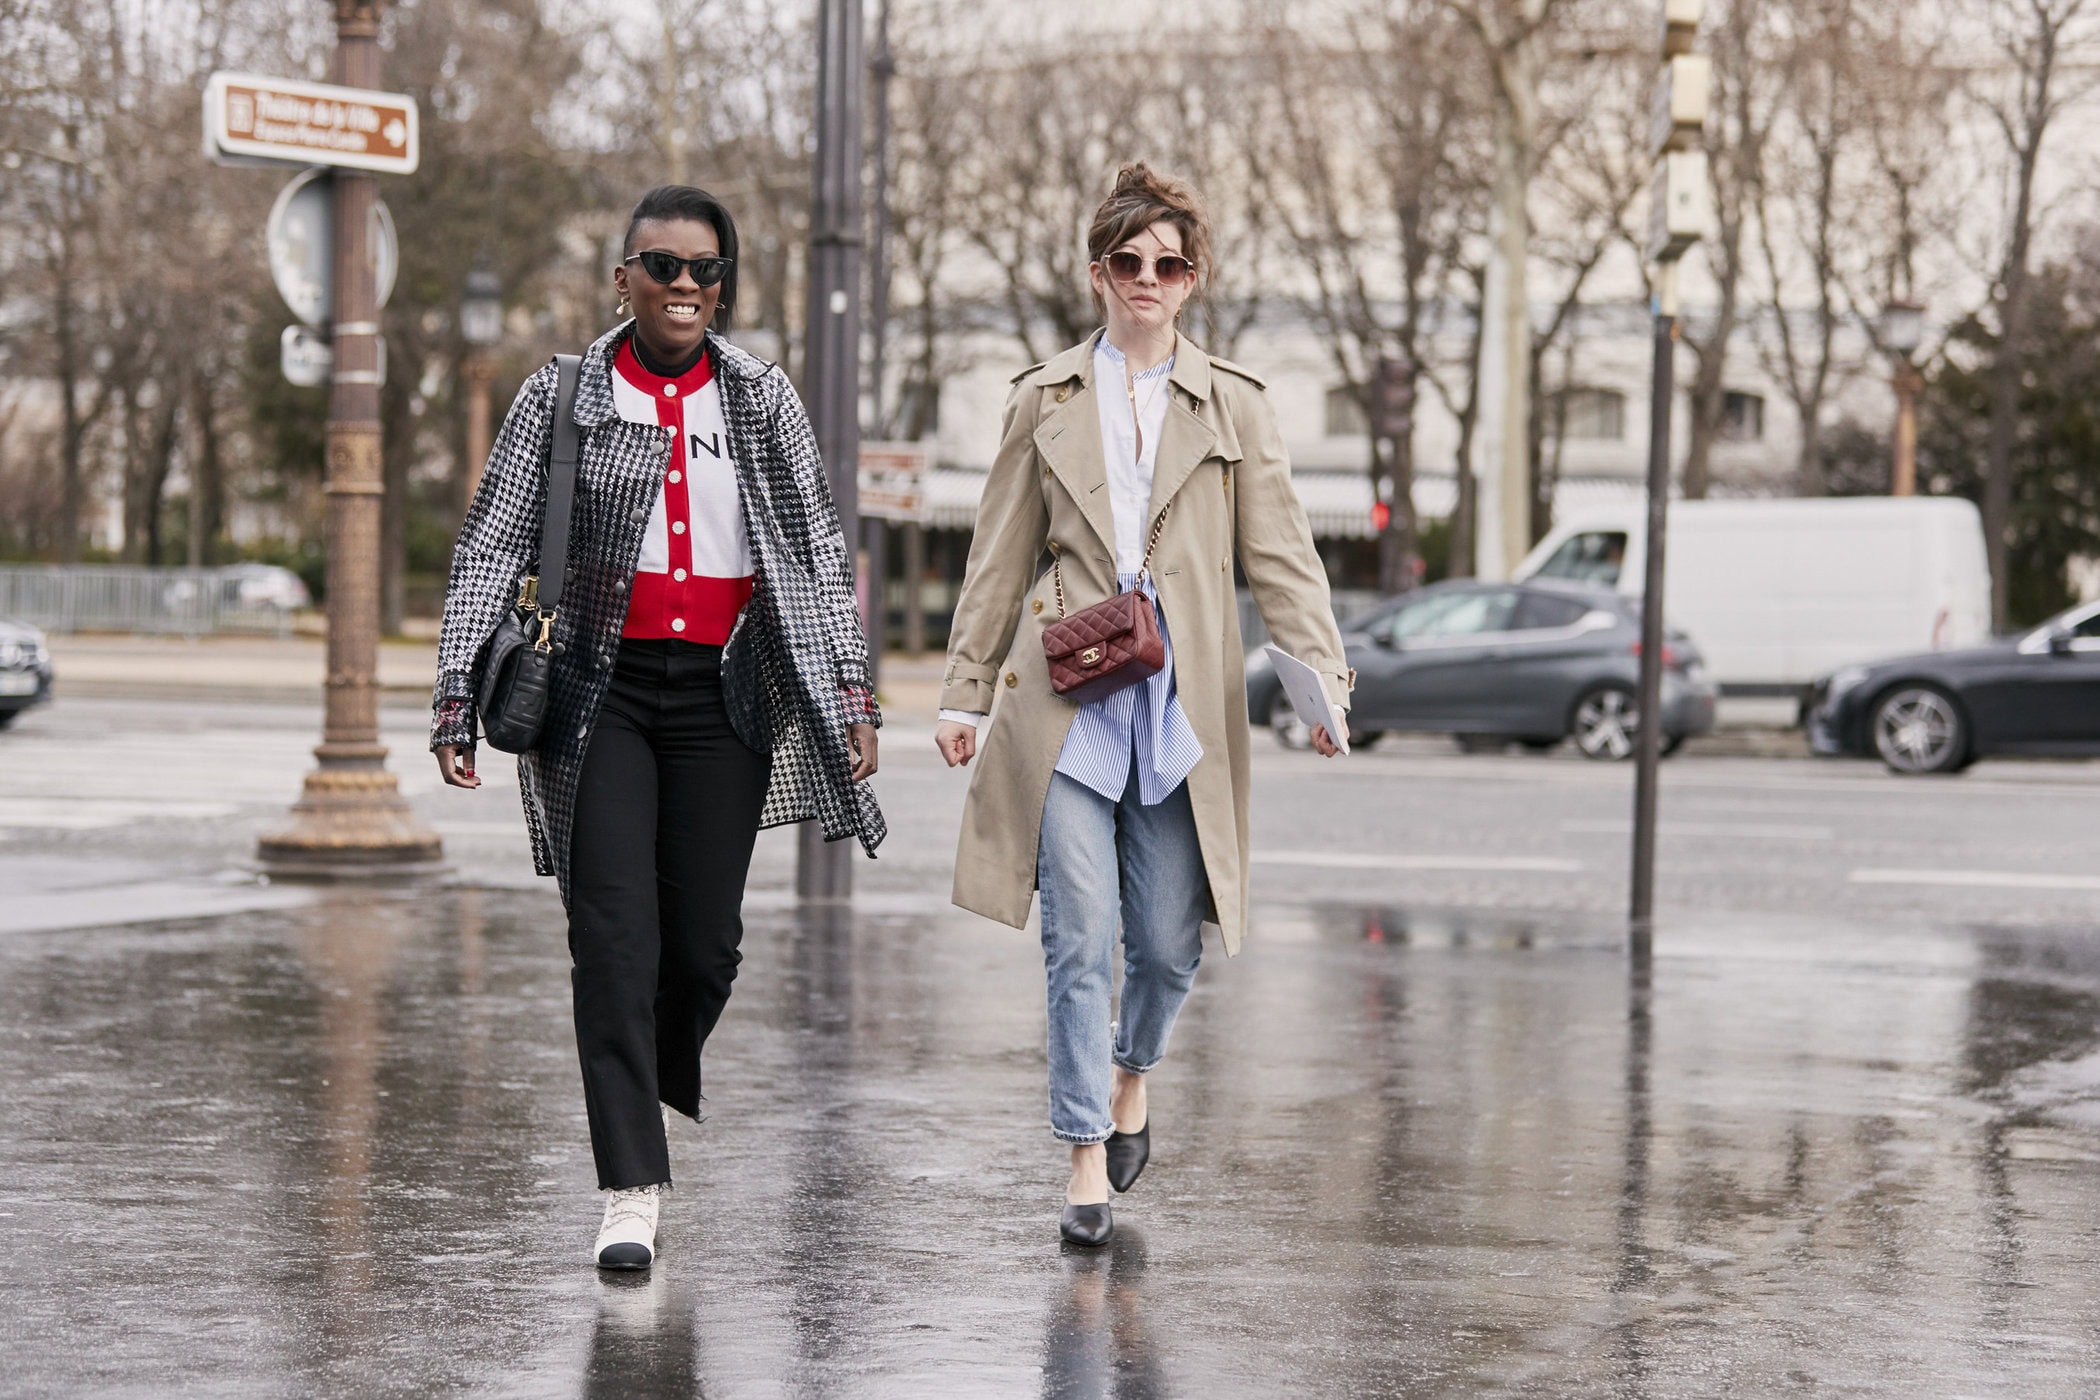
[920,466,1653,538]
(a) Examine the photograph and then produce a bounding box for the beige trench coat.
[940,331,1351,955]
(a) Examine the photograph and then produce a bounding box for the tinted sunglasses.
[1105,250,1194,286]
[625,251,735,288]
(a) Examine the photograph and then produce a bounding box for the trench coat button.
[1004,672,1018,688]
[1221,558,1229,572]
[1043,468,1052,481]
[1031,599,1043,615]
[1055,386,1070,403]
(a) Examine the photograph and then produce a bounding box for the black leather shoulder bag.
[476,353,582,754]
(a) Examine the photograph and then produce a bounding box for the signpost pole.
[1628,0,1709,947]
[796,0,864,904]
[258,0,440,876]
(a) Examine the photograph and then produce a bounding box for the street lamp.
[460,258,503,505]
[1878,300,1925,497]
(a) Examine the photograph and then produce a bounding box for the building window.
[1720,390,1764,442]
[1324,385,1368,438]
[1557,388,1626,441]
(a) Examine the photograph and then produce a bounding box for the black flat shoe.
[1060,1202,1113,1247]
[1106,1123,1150,1193]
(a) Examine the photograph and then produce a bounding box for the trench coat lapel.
[1029,338,1118,558]
[1148,332,1218,520]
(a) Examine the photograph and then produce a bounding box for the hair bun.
[1113,162,1168,199]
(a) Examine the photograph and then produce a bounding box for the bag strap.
[536,353,584,616]
[1052,499,1172,620]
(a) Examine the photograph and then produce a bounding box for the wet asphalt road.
[4,697,2100,1395]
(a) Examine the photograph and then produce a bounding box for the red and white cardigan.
[610,339,754,644]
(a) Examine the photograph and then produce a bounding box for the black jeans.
[567,638,771,1189]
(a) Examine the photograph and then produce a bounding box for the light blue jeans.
[1036,764,1208,1144]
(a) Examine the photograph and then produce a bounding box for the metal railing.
[0,566,306,636]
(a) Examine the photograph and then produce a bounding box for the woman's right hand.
[934,720,977,768]
[435,743,481,789]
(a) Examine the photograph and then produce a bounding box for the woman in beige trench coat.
[935,165,1351,1247]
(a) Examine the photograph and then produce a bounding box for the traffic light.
[1371,355,1414,442]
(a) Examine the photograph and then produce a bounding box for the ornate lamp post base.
[258,742,444,877]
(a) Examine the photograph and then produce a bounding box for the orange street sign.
[204,72,419,175]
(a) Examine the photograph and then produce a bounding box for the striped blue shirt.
[1054,571,1203,804]
[1051,338,1202,805]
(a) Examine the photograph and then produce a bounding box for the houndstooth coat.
[431,323,885,904]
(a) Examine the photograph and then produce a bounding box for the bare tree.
[1524,20,1652,537]
[1679,0,1776,499]
[1443,0,1578,573]
[1750,0,1876,496]
[880,0,979,437]
[1967,0,2099,627]
[1248,0,1491,590]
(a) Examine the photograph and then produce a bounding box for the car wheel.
[1454,734,1507,754]
[1662,733,1687,757]
[1871,685,1968,774]
[1518,737,1559,754]
[1268,692,1311,750]
[0,710,19,730]
[1571,685,1639,761]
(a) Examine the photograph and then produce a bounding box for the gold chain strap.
[1052,498,1172,621]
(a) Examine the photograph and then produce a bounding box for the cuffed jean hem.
[1110,1056,1159,1075]
[1052,1128,1115,1146]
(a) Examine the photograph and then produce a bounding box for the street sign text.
[204,72,419,175]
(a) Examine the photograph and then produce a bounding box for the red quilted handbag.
[1041,502,1172,705]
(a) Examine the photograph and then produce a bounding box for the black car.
[0,617,53,727]
[1244,580,1717,759]
[1806,598,2100,773]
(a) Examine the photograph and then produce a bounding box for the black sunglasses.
[625,250,735,288]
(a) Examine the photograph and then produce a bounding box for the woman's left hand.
[1310,724,1342,758]
[848,723,879,782]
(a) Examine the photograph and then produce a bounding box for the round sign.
[266,166,398,327]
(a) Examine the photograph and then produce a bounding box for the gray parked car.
[0,616,53,728]
[1244,580,1717,758]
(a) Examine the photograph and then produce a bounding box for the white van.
[1513,497,1992,696]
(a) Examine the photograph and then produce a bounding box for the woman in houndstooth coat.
[430,185,883,1269]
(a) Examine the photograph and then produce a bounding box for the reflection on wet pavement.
[4,888,2100,1395]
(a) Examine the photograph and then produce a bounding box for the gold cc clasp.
[1079,646,1102,667]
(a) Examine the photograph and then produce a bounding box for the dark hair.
[1085,162,1212,319]
[623,184,740,333]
